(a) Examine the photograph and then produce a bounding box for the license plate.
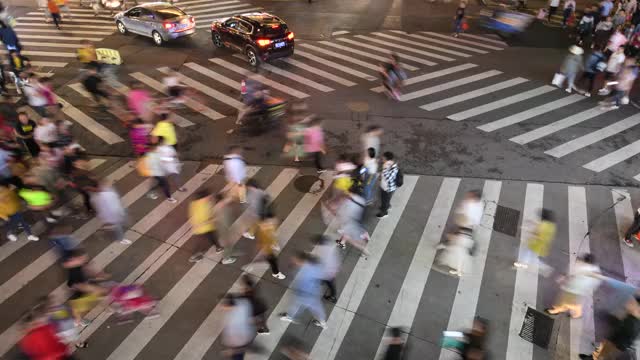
[274,41,285,49]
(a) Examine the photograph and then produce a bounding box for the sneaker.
[376,213,388,219]
[51,209,65,217]
[77,319,91,327]
[513,262,528,269]
[610,105,620,110]
[624,238,634,247]
[280,314,294,323]
[335,240,345,249]
[215,247,224,254]
[27,235,40,241]
[45,217,58,223]
[565,88,572,93]
[189,253,204,263]
[167,198,178,203]
[583,92,591,97]
[272,272,286,280]
[147,192,159,200]
[178,187,187,192]
[257,327,270,335]
[243,232,255,239]
[449,269,461,277]
[324,295,337,303]
[317,169,326,174]
[312,319,328,329]
[221,257,237,265]
[119,239,132,245]
[7,234,17,242]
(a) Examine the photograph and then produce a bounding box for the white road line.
[458,32,508,47]
[15,28,112,35]
[280,57,357,86]
[372,32,471,58]
[400,70,502,102]
[0,50,76,58]
[448,85,555,121]
[371,63,477,93]
[29,61,68,67]
[317,41,419,71]
[20,41,90,48]
[130,72,225,120]
[505,183,543,360]
[310,176,419,360]
[195,8,262,27]
[583,140,640,172]
[178,0,240,6]
[298,43,381,71]
[107,80,194,128]
[332,30,350,35]
[17,34,102,41]
[188,3,258,15]
[389,30,488,54]
[373,178,461,359]
[20,16,114,23]
[420,31,505,50]
[439,180,502,360]
[15,22,115,29]
[0,159,105,263]
[172,171,333,360]
[181,0,241,9]
[477,94,585,132]
[421,77,527,111]
[354,34,454,61]
[210,58,310,98]
[545,113,640,158]
[56,94,124,144]
[76,166,264,350]
[567,186,594,359]
[293,50,377,81]
[187,62,241,89]
[336,38,437,66]
[510,107,610,145]
[158,66,245,109]
[243,57,335,92]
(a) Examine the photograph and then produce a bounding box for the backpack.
[395,166,404,188]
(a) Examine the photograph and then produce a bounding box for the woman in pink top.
[127,82,153,121]
[303,117,326,173]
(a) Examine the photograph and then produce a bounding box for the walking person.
[377,151,399,219]
[601,57,638,109]
[548,0,561,22]
[0,183,39,242]
[622,207,640,246]
[240,274,269,334]
[47,0,61,29]
[594,16,614,49]
[82,65,109,107]
[314,235,340,303]
[249,208,286,280]
[362,147,378,205]
[381,327,408,360]
[598,46,626,95]
[55,0,72,20]
[554,45,584,93]
[453,0,466,37]
[579,46,606,97]
[335,187,370,256]
[361,125,383,159]
[188,189,225,263]
[145,142,176,203]
[157,135,185,192]
[546,253,602,319]
[91,179,130,245]
[222,294,255,360]
[562,0,576,27]
[223,145,247,203]
[14,112,40,158]
[577,8,595,45]
[513,209,557,276]
[279,251,328,329]
[303,117,326,174]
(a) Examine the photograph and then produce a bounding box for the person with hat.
[554,45,584,93]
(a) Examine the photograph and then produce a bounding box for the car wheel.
[212,33,223,48]
[152,31,163,46]
[116,21,127,34]
[246,48,259,67]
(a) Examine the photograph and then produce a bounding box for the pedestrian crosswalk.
[1,158,640,359]
[386,59,640,182]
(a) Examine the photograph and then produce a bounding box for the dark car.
[210,12,294,67]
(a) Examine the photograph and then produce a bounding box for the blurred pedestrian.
[250,207,286,280]
[594,16,613,49]
[598,47,626,95]
[382,327,408,360]
[377,151,399,219]
[14,112,40,158]
[145,142,176,203]
[546,253,602,319]
[223,145,247,203]
[303,117,326,174]
[151,112,177,150]
[55,0,72,20]
[513,209,557,276]
[335,187,370,256]
[548,0,560,22]
[157,135,184,192]
[579,295,640,359]
[601,58,638,109]
[19,306,72,360]
[240,179,266,240]
[240,274,269,334]
[47,0,61,29]
[622,207,640,246]
[436,229,474,277]
[462,317,490,360]
[188,189,225,263]
[362,147,378,205]
[562,0,576,27]
[605,26,628,55]
[0,183,38,242]
[91,179,130,245]
[613,9,627,28]
[576,8,595,45]
[453,1,466,37]
[279,251,327,329]
[579,46,606,97]
[361,125,383,158]
[553,45,584,93]
[314,235,340,303]
[222,294,255,360]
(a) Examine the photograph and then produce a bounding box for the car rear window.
[154,7,186,20]
[256,23,287,37]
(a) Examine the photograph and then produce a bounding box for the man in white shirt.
[223,146,247,203]
[454,190,484,231]
[23,76,48,117]
[33,117,57,146]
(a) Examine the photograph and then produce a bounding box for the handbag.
[136,155,151,177]
[551,72,565,87]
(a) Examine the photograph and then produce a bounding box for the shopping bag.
[136,155,151,177]
[551,73,565,87]
[441,331,466,350]
[96,48,122,65]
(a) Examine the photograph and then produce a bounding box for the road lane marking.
[583,140,640,172]
[390,30,488,54]
[336,37,437,66]
[299,42,393,71]
[354,34,454,62]
[372,32,472,58]
[293,50,377,81]
[420,31,506,50]
[400,70,502,102]
[56,94,125,144]
[421,77,527,111]
[318,40,418,71]
[371,63,476,92]
[280,57,357,86]
[158,66,245,109]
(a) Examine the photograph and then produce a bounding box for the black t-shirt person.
[14,119,39,157]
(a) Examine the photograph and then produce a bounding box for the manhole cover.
[493,205,520,236]
[519,307,554,349]
[294,175,325,194]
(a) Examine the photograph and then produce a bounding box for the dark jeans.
[152,176,171,198]
[267,253,280,274]
[322,278,337,298]
[197,230,221,253]
[6,212,31,235]
[379,189,394,215]
[581,72,597,93]
[548,6,557,21]
[562,8,572,25]
[51,12,61,27]
[312,151,323,171]
[611,89,626,106]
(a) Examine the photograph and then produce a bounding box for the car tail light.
[163,22,175,30]
[270,24,280,28]
[256,38,271,47]
[286,31,294,40]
